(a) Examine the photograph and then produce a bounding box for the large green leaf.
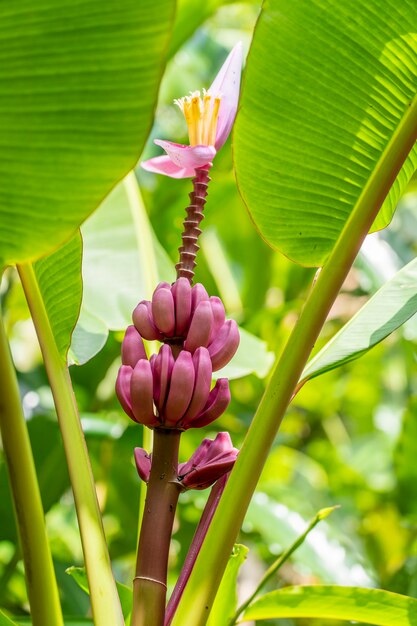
[234,0,417,266]
[207,544,248,626]
[0,0,175,269]
[301,257,417,382]
[240,585,417,625]
[79,175,174,333]
[33,234,82,363]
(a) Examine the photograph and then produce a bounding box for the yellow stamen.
[208,96,221,146]
[183,100,197,145]
[174,90,222,147]
[202,94,212,145]
[190,96,202,145]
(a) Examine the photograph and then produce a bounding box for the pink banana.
[132,301,161,340]
[184,300,213,352]
[191,378,231,428]
[164,351,195,426]
[152,287,175,336]
[130,360,156,426]
[121,325,147,367]
[208,319,240,370]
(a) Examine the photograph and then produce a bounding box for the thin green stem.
[0,305,63,626]
[124,171,159,547]
[124,171,159,300]
[170,88,417,626]
[229,506,337,625]
[132,429,181,626]
[17,263,124,626]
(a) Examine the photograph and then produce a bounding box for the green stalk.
[229,506,337,625]
[170,92,417,626]
[17,263,124,626]
[0,306,63,626]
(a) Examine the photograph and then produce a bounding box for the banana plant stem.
[170,90,417,626]
[0,307,63,626]
[132,429,181,626]
[17,263,124,626]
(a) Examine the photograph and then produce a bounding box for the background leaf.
[216,328,274,381]
[0,0,175,268]
[301,257,417,382]
[241,585,417,625]
[234,0,417,266]
[66,567,132,620]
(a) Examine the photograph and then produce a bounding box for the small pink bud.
[134,448,151,483]
[191,379,231,429]
[115,365,135,420]
[184,300,213,352]
[172,277,192,336]
[164,351,195,427]
[208,319,240,370]
[130,360,156,426]
[178,432,238,490]
[152,287,175,336]
[132,301,161,341]
[121,325,147,367]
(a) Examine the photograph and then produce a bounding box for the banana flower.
[141,42,243,178]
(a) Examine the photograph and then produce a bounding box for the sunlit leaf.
[301,257,417,382]
[234,0,417,266]
[240,585,417,625]
[79,176,175,333]
[0,0,175,268]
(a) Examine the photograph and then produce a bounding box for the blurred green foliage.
[2,3,417,625]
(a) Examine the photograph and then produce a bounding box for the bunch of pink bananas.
[134,432,238,491]
[116,279,240,430]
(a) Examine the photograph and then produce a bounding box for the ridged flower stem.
[0,304,63,626]
[132,429,181,626]
[176,167,211,283]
